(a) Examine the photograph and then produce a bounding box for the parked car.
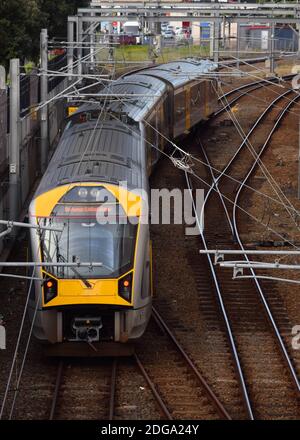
[163,30,175,39]
[176,28,191,38]
[117,34,137,45]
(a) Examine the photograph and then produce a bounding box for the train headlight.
[118,272,133,303]
[43,277,58,304]
[78,188,88,198]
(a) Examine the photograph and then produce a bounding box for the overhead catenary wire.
[7,293,41,419]
[105,92,300,253]
[72,64,299,232]
[0,268,36,419]
[1,39,196,418]
[1,68,115,420]
[5,54,300,416]
[185,83,300,391]
[218,58,300,112]
[214,80,300,240]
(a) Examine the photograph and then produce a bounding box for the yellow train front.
[28,112,152,356]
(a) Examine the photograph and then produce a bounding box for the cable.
[214,80,300,239]
[76,61,299,223]
[105,96,300,252]
[218,58,300,112]
[8,293,41,419]
[80,72,300,223]
[3,59,300,416]
[0,262,39,419]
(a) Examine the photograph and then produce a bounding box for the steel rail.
[215,74,295,117]
[232,94,300,393]
[49,360,64,420]
[109,359,117,420]
[151,307,232,420]
[219,74,295,100]
[185,86,300,418]
[49,358,119,420]
[200,88,294,214]
[219,78,276,100]
[182,89,298,418]
[184,167,254,420]
[134,353,173,420]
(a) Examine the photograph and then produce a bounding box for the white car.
[163,30,175,39]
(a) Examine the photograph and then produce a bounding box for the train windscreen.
[38,203,138,279]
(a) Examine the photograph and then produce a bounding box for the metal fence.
[0,90,8,174]
[0,59,69,257]
[48,53,67,92]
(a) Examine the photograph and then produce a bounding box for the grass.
[98,43,210,66]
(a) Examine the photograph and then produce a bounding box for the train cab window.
[69,109,101,127]
[38,188,138,279]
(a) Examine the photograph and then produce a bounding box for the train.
[27,58,218,356]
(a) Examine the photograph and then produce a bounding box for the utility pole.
[298,113,300,199]
[298,24,300,58]
[108,22,114,63]
[215,15,220,64]
[210,18,214,59]
[40,29,48,174]
[67,19,74,80]
[236,20,240,70]
[236,0,240,70]
[77,14,83,78]
[297,4,300,58]
[9,59,20,226]
[90,11,96,67]
[222,16,226,50]
[210,12,220,63]
[0,66,5,90]
[270,22,275,74]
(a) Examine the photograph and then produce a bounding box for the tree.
[0,0,89,69]
[38,0,89,39]
[0,0,40,69]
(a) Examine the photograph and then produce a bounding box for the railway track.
[49,359,117,420]
[48,334,231,421]
[185,84,300,418]
[1,65,299,421]
[216,74,295,117]
[150,78,300,419]
[135,308,232,420]
[150,155,249,419]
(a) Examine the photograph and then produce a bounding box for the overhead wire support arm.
[232,274,300,285]
[0,262,103,268]
[0,227,13,240]
[200,249,300,256]
[200,249,300,266]
[40,29,49,174]
[220,262,300,271]
[0,219,64,233]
